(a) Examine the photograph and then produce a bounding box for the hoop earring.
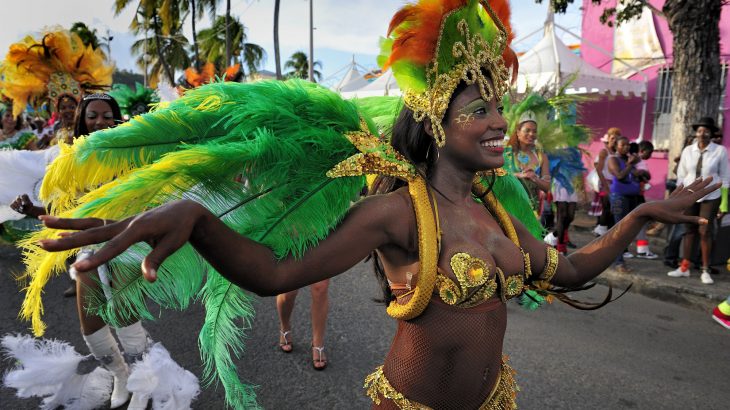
[426,140,439,163]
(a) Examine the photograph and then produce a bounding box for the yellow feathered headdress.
[0,28,113,116]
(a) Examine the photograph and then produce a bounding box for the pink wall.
[578,0,730,200]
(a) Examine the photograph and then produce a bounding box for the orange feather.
[384,0,466,70]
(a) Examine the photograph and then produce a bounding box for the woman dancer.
[504,112,551,216]
[17,1,721,408]
[6,94,198,410]
[0,107,37,150]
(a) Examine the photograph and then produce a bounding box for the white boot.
[116,322,151,410]
[83,326,130,409]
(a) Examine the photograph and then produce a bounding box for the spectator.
[663,133,697,267]
[634,141,658,258]
[608,136,641,272]
[667,117,729,284]
[593,127,621,236]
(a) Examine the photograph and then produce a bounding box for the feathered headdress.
[183,62,242,89]
[378,0,517,146]
[0,29,113,116]
[502,90,591,193]
[108,82,159,117]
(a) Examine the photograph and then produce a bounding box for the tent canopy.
[332,64,370,93]
[340,69,401,99]
[516,23,646,97]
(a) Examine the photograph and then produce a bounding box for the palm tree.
[183,0,218,71]
[284,51,322,82]
[130,8,191,87]
[198,15,265,75]
[114,0,187,85]
[70,22,102,50]
[273,0,282,80]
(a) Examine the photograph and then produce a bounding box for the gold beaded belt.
[364,355,518,409]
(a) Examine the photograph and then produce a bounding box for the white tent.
[515,12,648,137]
[516,25,646,97]
[331,63,370,93]
[340,69,401,99]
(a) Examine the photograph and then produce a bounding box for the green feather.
[108,82,159,117]
[350,96,403,136]
[51,80,368,408]
[198,272,259,410]
[484,172,544,239]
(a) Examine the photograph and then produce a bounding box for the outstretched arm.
[40,191,412,296]
[512,178,720,287]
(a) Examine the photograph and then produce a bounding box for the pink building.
[579,0,730,200]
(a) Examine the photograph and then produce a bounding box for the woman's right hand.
[10,194,46,218]
[39,199,207,282]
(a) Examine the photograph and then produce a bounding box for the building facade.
[578,0,730,200]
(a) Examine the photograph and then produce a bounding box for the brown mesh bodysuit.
[378,294,506,409]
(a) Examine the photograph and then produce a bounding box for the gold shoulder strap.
[471,177,520,247]
[386,175,439,320]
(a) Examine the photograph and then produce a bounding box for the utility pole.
[308,0,314,82]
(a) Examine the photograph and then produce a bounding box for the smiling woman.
[6,1,722,409]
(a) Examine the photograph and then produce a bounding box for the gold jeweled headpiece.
[378,0,517,146]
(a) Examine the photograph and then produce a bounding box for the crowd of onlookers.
[587,119,729,287]
[584,118,730,330]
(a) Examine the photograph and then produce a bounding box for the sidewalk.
[569,210,730,312]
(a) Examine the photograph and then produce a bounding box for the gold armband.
[533,246,558,288]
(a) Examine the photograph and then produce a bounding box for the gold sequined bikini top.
[436,249,531,308]
[429,181,532,308]
[385,175,557,320]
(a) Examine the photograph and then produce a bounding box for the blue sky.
[0,0,583,86]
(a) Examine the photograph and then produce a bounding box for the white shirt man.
[676,141,730,202]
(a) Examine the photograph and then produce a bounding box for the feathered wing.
[350,96,404,135]
[21,79,370,409]
[41,81,286,213]
[479,172,544,239]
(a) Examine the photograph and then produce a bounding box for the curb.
[595,268,726,312]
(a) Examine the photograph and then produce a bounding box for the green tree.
[284,51,322,82]
[182,0,218,71]
[541,0,726,175]
[198,15,265,75]
[131,22,190,87]
[112,69,145,88]
[114,0,188,85]
[70,22,101,50]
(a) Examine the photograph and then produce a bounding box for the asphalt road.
[1,243,728,409]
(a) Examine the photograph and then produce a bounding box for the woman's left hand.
[638,177,721,225]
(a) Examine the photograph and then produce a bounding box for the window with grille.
[651,62,728,150]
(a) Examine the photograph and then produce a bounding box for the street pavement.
[1,233,729,409]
